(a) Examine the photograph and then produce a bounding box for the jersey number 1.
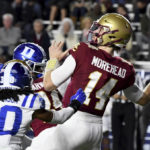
[84,71,118,110]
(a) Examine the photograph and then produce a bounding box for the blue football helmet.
[13,42,47,73]
[0,60,32,89]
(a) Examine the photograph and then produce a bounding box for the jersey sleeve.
[32,94,45,110]
[69,42,86,65]
[51,55,76,87]
[124,65,136,89]
[128,70,135,87]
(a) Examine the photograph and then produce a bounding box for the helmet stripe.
[3,62,16,86]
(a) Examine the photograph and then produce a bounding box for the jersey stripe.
[29,94,38,108]
[21,96,28,107]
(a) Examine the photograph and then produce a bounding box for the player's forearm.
[32,108,74,124]
[32,96,84,124]
[44,71,56,91]
[51,107,75,124]
[43,59,59,91]
[137,83,150,106]
[51,97,84,124]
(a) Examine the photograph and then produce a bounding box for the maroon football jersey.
[63,42,135,116]
[32,77,62,110]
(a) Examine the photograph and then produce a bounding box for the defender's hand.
[69,88,86,112]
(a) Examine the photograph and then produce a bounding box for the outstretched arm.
[136,82,150,106]
[123,83,150,106]
[32,89,86,124]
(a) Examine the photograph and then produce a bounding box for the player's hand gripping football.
[49,41,69,61]
[69,88,86,112]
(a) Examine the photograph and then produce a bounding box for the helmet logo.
[21,46,35,59]
[13,43,47,74]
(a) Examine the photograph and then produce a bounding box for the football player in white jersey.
[0,60,86,150]
[13,42,68,136]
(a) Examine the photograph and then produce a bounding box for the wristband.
[45,58,59,72]
[69,99,81,112]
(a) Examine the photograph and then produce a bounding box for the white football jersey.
[0,93,45,149]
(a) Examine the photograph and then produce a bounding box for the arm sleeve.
[51,107,74,124]
[51,55,76,87]
[123,83,144,103]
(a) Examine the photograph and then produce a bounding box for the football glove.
[69,88,86,112]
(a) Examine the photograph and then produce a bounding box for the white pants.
[0,144,22,150]
[26,111,103,150]
[0,135,21,150]
[0,135,31,150]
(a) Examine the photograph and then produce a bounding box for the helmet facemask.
[88,22,120,47]
[25,59,47,74]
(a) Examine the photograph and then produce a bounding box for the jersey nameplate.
[91,56,126,78]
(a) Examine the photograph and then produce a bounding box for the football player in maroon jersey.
[27,13,150,150]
